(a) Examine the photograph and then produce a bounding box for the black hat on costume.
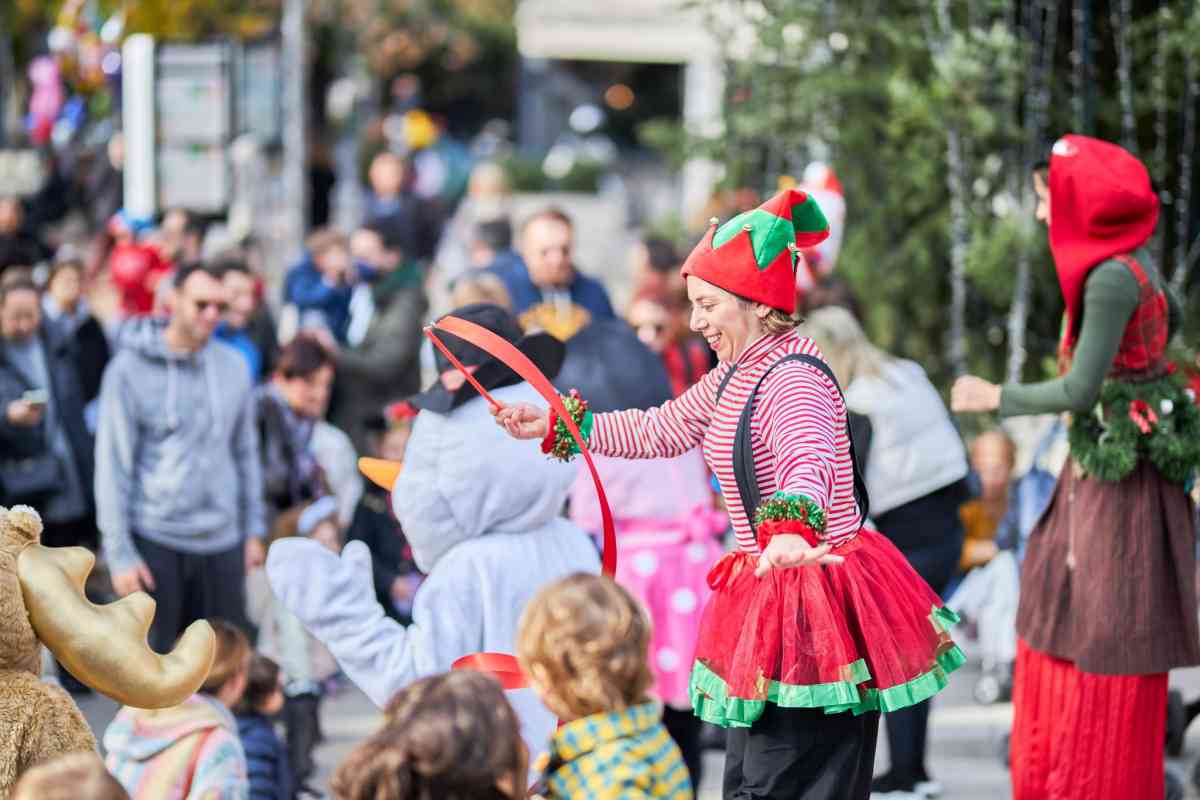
[553,318,672,413]
[410,303,565,413]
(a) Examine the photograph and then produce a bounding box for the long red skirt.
[1011,638,1167,800]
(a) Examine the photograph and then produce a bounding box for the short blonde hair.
[517,574,653,720]
[450,272,512,310]
[760,307,800,335]
[305,227,348,258]
[730,293,800,335]
[12,753,129,800]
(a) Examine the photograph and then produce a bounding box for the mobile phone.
[21,389,48,406]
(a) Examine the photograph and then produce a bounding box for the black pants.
[285,692,322,790]
[662,705,704,788]
[41,515,99,550]
[724,705,880,799]
[135,533,249,654]
[873,483,965,783]
[881,699,931,785]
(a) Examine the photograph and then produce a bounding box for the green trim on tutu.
[690,605,966,727]
[821,645,968,716]
[690,659,871,729]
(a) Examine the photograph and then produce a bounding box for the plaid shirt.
[532,702,693,799]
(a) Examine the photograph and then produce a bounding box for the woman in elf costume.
[953,135,1200,800]
[497,188,963,798]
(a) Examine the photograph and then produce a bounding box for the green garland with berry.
[1068,371,1200,485]
[540,390,593,463]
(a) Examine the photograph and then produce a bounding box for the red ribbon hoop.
[428,316,618,690]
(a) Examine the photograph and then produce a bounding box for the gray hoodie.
[96,318,266,573]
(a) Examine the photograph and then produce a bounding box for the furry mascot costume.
[0,505,214,796]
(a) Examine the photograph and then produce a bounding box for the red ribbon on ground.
[429,315,618,689]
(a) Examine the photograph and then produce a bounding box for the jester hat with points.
[681,188,830,314]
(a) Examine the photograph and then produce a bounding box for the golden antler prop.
[18,545,215,708]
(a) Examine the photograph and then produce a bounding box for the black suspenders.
[716,354,871,529]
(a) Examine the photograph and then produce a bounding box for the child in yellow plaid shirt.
[519,574,694,800]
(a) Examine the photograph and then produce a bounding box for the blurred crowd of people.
[2,132,1184,800]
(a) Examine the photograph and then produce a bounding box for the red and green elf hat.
[681,188,830,314]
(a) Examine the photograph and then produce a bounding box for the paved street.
[75,657,1200,798]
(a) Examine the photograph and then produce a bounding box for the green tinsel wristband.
[753,492,827,534]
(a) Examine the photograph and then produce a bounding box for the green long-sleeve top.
[999,252,1181,418]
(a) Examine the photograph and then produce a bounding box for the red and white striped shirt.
[590,329,861,553]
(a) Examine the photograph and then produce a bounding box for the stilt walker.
[954,135,1200,800]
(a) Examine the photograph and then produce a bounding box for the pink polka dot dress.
[570,448,727,709]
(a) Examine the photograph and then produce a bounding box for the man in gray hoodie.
[96,261,267,653]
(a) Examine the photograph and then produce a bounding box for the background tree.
[654,0,1199,395]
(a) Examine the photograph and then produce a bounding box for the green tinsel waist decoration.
[1068,372,1200,485]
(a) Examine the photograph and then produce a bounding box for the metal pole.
[0,6,12,148]
[281,0,308,262]
[122,35,156,220]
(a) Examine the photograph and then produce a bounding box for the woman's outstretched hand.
[493,402,550,440]
[951,376,1002,413]
[754,534,844,577]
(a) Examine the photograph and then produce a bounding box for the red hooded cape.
[1049,134,1159,338]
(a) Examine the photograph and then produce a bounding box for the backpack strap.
[731,353,871,533]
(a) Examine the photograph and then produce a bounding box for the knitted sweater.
[590,329,858,552]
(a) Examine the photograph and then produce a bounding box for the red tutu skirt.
[690,527,965,728]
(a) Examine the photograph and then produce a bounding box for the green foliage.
[499,155,604,193]
[643,0,1200,393]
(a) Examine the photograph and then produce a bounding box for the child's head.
[375,400,418,462]
[306,228,351,283]
[237,654,285,717]
[517,573,653,721]
[331,670,526,800]
[48,254,85,311]
[448,270,512,311]
[199,619,252,710]
[971,429,1016,500]
[12,752,129,800]
[298,495,342,552]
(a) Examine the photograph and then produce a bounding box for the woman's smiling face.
[686,275,764,362]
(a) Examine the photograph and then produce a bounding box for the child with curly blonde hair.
[518,573,693,799]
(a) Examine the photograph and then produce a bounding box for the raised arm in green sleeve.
[999,260,1140,417]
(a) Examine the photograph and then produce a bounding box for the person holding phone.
[0,278,95,551]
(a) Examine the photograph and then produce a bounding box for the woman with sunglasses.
[628,288,715,398]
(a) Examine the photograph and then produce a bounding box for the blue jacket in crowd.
[235,713,292,800]
[283,255,354,344]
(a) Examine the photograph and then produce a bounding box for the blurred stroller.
[948,418,1067,705]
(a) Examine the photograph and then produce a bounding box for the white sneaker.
[870,792,923,800]
[915,779,944,798]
